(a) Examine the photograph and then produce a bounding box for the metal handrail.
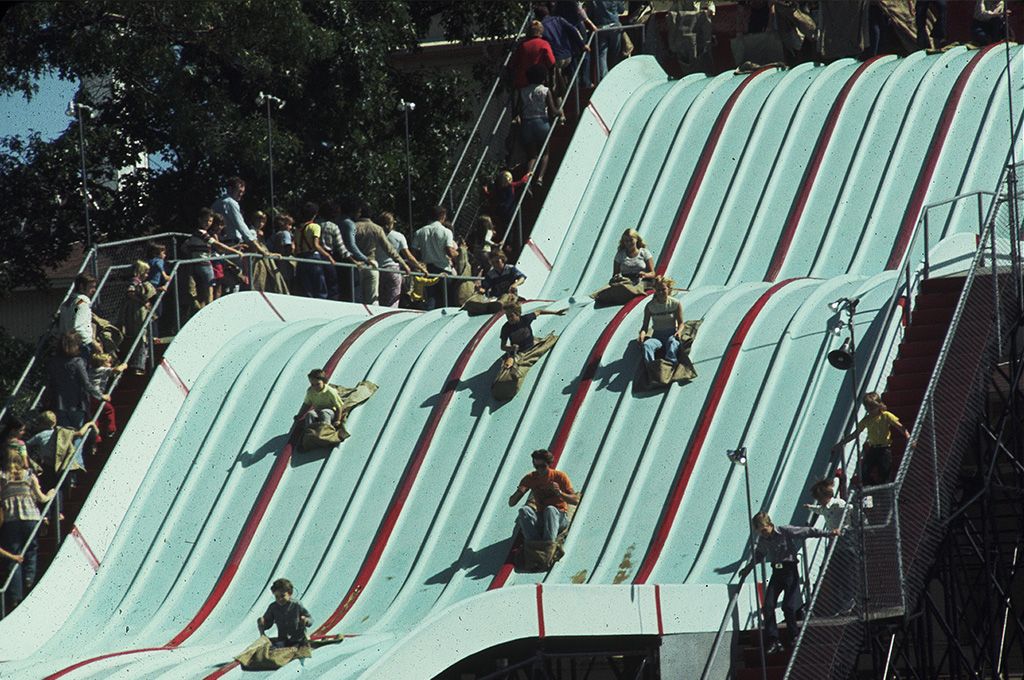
[441,9,533,225]
[0,248,98,426]
[497,28,596,251]
[498,23,646,253]
[0,260,183,616]
[699,570,758,680]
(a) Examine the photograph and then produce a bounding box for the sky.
[0,74,79,142]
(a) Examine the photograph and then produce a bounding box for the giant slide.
[1,46,1020,679]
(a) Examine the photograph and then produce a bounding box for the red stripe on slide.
[655,584,664,636]
[258,291,286,322]
[587,101,611,136]
[160,358,189,396]
[168,311,404,647]
[536,583,546,638]
[657,67,776,276]
[527,238,553,271]
[70,525,100,572]
[42,648,170,680]
[764,57,883,282]
[886,44,999,270]
[315,312,505,635]
[633,279,801,584]
[489,294,650,589]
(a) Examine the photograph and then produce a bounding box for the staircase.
[35,339,168,575]
[882,275,966,477]
[735,626,794,680]
[733,276,967,679]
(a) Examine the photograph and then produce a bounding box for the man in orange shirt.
[508,449,578,541]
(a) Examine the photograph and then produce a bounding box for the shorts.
[521,117,550,147]
[193,261,215,289]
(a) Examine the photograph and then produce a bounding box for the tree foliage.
[0,0,524,298]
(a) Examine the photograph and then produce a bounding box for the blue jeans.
[643,330,680,364]
[296,252,328,299]
[595,27,621,82]
[1,519,38,604]
[303,409,336,426]
[763,563,802,645]
[518,505,569,542]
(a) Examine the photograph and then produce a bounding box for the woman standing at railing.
[1,441,54,608]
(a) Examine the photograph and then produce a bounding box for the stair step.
[914,291,961,313]
[919,276,967,295]
[892,356,938,376]
[886,372,930,392]
[908,306,955,328]
[904,323,951,344]
[896,338,944,359]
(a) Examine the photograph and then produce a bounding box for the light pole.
[256,92,285,219]
[827,296,872,626]
[727,446,767,680]
[398,99,416,232]
[66,102,95,250]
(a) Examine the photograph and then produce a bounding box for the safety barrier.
[783,162,1022,679]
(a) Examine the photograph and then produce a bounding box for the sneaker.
[766,641,785,655]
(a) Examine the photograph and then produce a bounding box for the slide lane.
[898,44,1022,259]
[930,45,1022,242]
[813,48,978,276]
[652,273,901,585]
[755,57,889,284]
[34,310,412,678]
[776,51,934,280]
[522,56,672,299]
[535,77,678,298]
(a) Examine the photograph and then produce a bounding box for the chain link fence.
[785,165,1022,679]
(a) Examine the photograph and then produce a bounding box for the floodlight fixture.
[727,447,748,466]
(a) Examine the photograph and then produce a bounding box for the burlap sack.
[491,333,558,401]
[634,319,703,391]
[461,293,514,317]
[234,635,311,670]
[516,493,581,571]
[297,381,378,451]
[590,279,647,305]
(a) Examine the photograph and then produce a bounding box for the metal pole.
[75,104,92,250]
[404,103,414,233]
[267,98,275,220]
[742,458,768,680]
[922,210,930,279]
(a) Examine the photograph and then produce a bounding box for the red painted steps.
[35,340,170,576]
[880,275,965,478]
[734,627,795,680]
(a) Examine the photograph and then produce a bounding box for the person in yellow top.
[832,392,913,484]
[292,369,344,429]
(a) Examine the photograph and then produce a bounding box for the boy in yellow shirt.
[832,392,912,484]
[292,369,344,429]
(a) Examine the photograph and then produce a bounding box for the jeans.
[915,1,947,49]
[518,505,569,542]
[303,409,336,426]
[1,519,38,604]
[863,445,892,485]
[360,261,380,305]
[643,330,680,363]
[762,563,802,645]
[595,27,621,82]
[296,252,328,299]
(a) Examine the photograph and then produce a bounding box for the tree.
[0,0,524,299]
